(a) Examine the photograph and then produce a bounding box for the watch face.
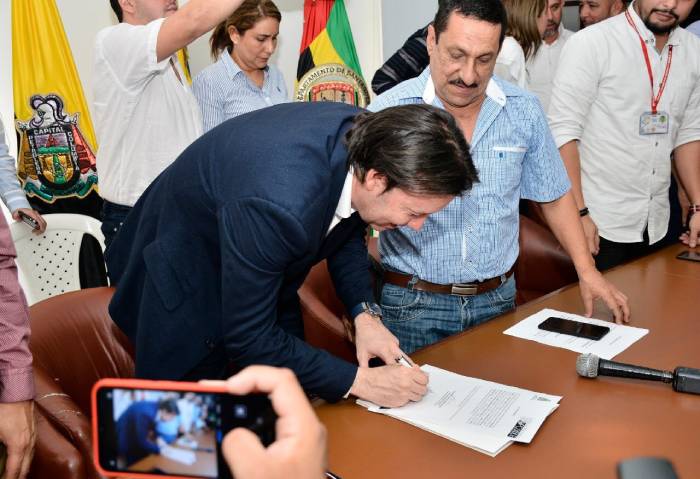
[365,302,382,317]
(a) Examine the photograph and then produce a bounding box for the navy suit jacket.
[116,401,159,465]
[107,102,374,401]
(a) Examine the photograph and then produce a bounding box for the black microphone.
[576,353,700,395]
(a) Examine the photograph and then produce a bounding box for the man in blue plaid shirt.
[368,0,630,353]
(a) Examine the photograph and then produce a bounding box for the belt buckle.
[451,283,478,296]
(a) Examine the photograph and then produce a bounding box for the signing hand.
[349,364,429,408]
[578,268,630,324]
[0,401,36,479]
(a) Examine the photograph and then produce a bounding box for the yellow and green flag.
[12,0,98,203]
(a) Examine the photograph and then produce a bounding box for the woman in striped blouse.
[193,0,288,132]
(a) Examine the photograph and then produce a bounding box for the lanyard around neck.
[625,9,673,114]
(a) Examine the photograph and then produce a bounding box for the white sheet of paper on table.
[160,445,196,465]
[356,365,561,455]
[503,308,648,359]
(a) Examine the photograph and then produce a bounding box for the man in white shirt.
[94,0,245,248]
[526,0,574,111]
[549,0,700,271]
[579,0,625,28]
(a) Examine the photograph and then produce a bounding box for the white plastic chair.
[9,213,106,305]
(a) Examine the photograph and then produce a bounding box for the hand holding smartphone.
[17,210,39,230]
[92,379,276,479]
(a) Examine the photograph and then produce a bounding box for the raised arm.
[156,0,245,61]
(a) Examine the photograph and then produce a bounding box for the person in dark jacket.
[117,399,179,466]
[107,102,478,408]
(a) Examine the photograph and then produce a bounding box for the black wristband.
[579,207,589,217]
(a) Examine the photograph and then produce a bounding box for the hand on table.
[578,268,630,324]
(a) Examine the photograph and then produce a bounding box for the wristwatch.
[349,301,382,321]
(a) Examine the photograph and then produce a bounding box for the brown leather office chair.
[299,263,358,364]
[28,286,132,479]
[26,282,360,479]
[515,214,578,304]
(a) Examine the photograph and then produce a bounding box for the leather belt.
[382,267,515,297]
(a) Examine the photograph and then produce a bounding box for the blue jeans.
[380,275,516,354]
[101,200,132,251]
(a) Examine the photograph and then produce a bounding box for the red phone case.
[91,378,229,479]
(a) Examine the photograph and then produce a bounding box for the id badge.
[639,111,669,135]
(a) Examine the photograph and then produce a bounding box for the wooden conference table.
[129,430,216,477]
[316,245,700,478]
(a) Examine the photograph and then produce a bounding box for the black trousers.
[595,228,675,271]
[595,175,684,271]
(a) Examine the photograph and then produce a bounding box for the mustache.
[448,78,478,89]
[650,8,679,20]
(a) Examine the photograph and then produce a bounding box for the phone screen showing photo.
[96,387,275,478]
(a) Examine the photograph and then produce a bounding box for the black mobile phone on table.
[538,316,610,341]
[92,378,276,479]
[17,210,39,230]
[676,250,700,262]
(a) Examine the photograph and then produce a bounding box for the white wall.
[562,5,581,32]
[381,0,436,60]
[0,0,16,158]
[55,0,116,124]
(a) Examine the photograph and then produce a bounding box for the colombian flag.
[296,0,363,81]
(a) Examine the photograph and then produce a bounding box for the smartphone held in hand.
[17,210,39,230]
[92,378,276,479]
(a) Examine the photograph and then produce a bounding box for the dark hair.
[110,0,123,22]
[434,0,508,47]
[346,104,478,197]
[157,399,179,416]
[209,0,282,59]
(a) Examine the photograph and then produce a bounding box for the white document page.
[356,399,513,456]
[382,365,559,443]
[357,365,561,455]
[160,445,196,465]
[503,308,648,359]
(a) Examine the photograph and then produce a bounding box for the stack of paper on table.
[160,445,196,465]
[503,308,648,359]
[357,365,561,456]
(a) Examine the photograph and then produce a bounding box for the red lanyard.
[625,10,673,114]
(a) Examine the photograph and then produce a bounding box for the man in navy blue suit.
[116,398,179,466]
[107,102,478,408]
